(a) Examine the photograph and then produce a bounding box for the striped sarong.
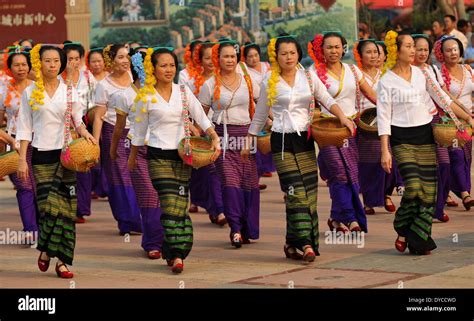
[189,164,224,218]
[8,141,38,232]
[32,149,76,265]
[214,124,260,240]
[318,136,367,232]
[449,140,472,196]
[432,115,451,219]
[357,134,403,208]
[391,123,437,253]
[101,122,142,234]
[271,131,320,253]
[131,146,163,252]
[148,147,192,260]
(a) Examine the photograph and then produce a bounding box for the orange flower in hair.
[353,42,362,69]
[211,43,221,110]
[191,43,205,95]
[240,45,246,63]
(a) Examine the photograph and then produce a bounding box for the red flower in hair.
[309,35,329,89]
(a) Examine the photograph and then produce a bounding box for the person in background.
[444,15,468,50]
[457,19,472,46]
[464,34,474,68]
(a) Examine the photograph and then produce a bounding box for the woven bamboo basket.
[358,108,379,139]
[0,151,19,177]
[61,138,100,172]
[433,120,472,148]
[178,136,216,169]
[311,117,352,148]
[257,130,272,155]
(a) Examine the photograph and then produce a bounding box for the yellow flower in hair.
[135,47,157,114]
[29,44,44,111]
[382,30,398,74]
[267,38,280,107]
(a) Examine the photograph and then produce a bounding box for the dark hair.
[243,42,261,59]
[108,44,128,61]
[39,45,67,75]
[276,34,303,62]
[457,19,469,30]
[151,49,179,74]
[190,40,203,56]
[7,52,31,72]
[63,40,85,58]
[322,32,348,58]
[441,37,465,58]
[376,42,388,59]
[395,30,413,51]
[413,35,433,55]
[18,39,33,47]
[444,14,456,22]
[218,42,241,62]
[356,40,380,58]
[199,42,214,61]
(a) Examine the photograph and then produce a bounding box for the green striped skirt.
[271,132,320,253]
[147,147,192,260]
[32,149,76,265]
[391,124,437,253]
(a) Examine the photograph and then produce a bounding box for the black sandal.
[462,195,472,211]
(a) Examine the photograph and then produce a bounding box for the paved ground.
[0,163,473,289]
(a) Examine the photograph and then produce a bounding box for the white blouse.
[132,83,212,150]
[59,67,97,116]
[111,85,139,140]
[447,65,473,114]
[178,69,190,86]
[377,66,452,136]
[94,76,131,128]
[248,69,337,135]
[310,63,364,117]
[17,82,83,151]
[360,69,381,111]
[245,62,271,85]
[198,74,260,125]
[0,84,24,135]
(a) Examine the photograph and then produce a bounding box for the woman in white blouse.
[178,39,202,86]
[185,41,227,226]
[92,44,143,236]
[355,39,401,216]
[109,51,164,260]
[16,45,96,278]
[61,41,98,224]
[129,47,220,273]
[412,34,451,223]
[377,32,473,255]
[309,31,377,234]
[198,40,261,249]
[86,47,109,201]
[434,35,474,211]
[245,35,354,262]
[241,42,276,188]
[0,48,38,240]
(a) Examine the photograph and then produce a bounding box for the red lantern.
[317,0,336,11]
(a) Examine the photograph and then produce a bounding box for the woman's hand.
[80,128,97,145]
[381,149,392,174]
[190,123,202,137]
[240,135,253,161]
[127,155,136,171]
[210,137,221,162]
[110,145,118,161]
[340,117,356,136]
[65,59,79,77]
[17,158,29,181]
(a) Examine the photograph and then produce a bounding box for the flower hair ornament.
[434,35,459,91]
[131,51,146,87]
[29,44,45,111]
[382,30,398,74]
[102,44,113,70]
[133,46,174,122]
[191,42,204,95]
[308,34,329,88]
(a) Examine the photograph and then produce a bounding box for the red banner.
[0,0,66,48]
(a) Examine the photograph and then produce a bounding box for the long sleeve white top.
[376,65,453,136]
[16,82,83,150]
[248,69,336,135]
[131,83,212,149]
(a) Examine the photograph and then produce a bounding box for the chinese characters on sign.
[1,13,56,27]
